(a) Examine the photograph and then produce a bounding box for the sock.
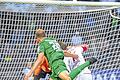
[69,61,90,79]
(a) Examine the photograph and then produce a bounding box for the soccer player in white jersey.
[59,41,92,80]
[67,44,92,80]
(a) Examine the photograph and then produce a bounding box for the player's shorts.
[50,59,67,80]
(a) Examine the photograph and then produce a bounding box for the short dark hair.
[36,29,46,38]
[58,41,67,50]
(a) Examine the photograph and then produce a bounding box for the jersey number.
[49,41,61,51]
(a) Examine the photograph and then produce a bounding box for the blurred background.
[0,0,120,80]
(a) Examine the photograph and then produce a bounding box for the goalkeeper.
[24,29,97,80]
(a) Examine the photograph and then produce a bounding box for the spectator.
[100,0,116,2]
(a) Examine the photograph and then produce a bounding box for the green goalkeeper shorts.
[50,59,67,80]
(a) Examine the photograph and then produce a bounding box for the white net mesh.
[0,3,120,80]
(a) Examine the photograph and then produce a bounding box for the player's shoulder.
[67,46,75,51]
[44,37,56,41]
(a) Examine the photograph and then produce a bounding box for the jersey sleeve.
[38,43,45,53]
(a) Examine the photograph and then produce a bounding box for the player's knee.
[58,70,71,80]
[59,75,71,80]
[49,78,53,80]
[63,77,71,80]
[66,77,71,80]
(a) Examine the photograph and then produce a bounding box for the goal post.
[0,1,120,80]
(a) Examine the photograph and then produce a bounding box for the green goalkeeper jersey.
[38,37,64,66]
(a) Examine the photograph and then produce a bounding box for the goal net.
[0,1,120,80]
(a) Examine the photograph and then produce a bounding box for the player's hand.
[72,54,79,60]
[24,74,30,80]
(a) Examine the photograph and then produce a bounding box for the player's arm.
[63,50,78,60]
[58,41,78,59]
[24,53,44,80]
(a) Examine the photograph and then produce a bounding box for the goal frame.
[1,0,120,19]
[1,0,120,6]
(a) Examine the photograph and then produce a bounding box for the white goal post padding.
[0,2,120,80]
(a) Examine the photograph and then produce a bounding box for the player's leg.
[34,70,46,80]
[58,70,71,80]
[69,57,97,79]
[51,59,71,80]
[49,78,53,80]
[51,57,97,80]
[56,58,96,80]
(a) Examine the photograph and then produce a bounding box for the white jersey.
[64,46,92,80]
